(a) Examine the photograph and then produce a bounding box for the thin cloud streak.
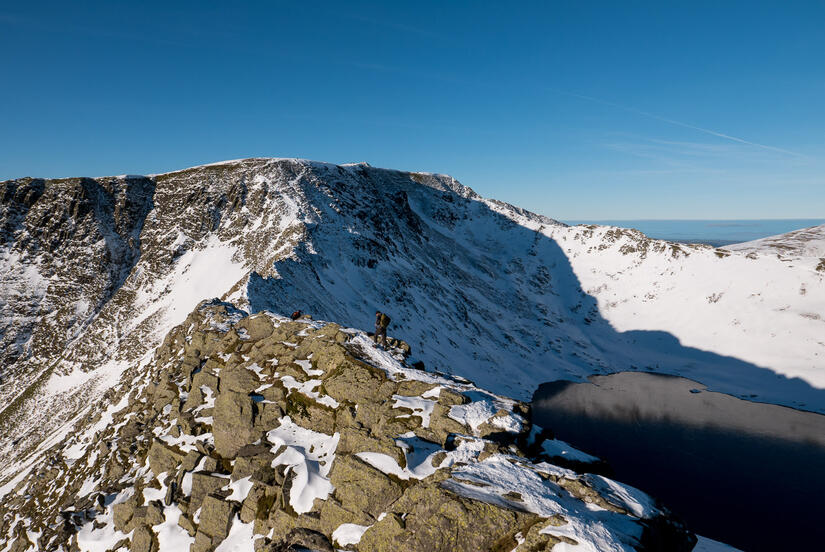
[551,88,806,158]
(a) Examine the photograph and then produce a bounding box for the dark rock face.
[0,176,154,392]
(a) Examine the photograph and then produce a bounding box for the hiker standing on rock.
[374,310,390,349]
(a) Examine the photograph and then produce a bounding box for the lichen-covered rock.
[113,498,139,532]
[199,495,237,540]
[147,440,186,477]
[213,390,260,458]
[0,302,696,552]
[190,473,228,512]
[323,359,394,404]
[328,456,404,519]
[220,364,260,394]
[131,525,158,552]
[358,481,537,552]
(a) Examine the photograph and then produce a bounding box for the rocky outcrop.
[0,301,695,552]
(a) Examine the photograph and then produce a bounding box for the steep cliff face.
[0,175,155,408]
[0,301,695,552]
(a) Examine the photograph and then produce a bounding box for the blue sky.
[1,1,823,219]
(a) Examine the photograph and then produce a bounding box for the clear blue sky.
[1,1,823,219]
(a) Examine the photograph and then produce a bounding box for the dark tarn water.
[562,219,825,247]
[532,372,825,552]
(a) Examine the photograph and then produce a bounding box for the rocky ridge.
[0,301,694,552]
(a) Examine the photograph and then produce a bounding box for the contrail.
[552,89,805,158]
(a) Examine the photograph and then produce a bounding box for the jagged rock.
[358,481,538,552]
[190,473,228,512]
[191,530,214,552]
[220,365,260,394]
[328,456,404,519]
[191,368,220,398]
[124,506,148,533]
[428,404,471,444]
[112,500,137,532]
[282,394,336,435]
[254,402,284,431]
[198,495,237,540]
[147,440,186,477]
[436,388,469,406]
[131,525,158,552]
[240,482,278,524]
[181,450,203,472]
[178,513,197,536]
[395,380,439,397]
[0,299,697,552]
[201,456,220,473]
[281,528,334,552]
[213,390,260,458]
[153,375,179,410]
[236,315,275,341]
[232,450,277,483]
[259,383,287,403]
[145,501,166,525]
[323,359,394,404]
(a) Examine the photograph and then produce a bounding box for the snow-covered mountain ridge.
[724,223,825,258]
[1,158,823,471]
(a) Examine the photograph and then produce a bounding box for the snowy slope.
[724,223,825,258]
[1,158,824,473]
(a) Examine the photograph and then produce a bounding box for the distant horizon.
[561,218,825,246]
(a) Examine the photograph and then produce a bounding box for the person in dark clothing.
[374,311,390,348]
[290,310,302,320]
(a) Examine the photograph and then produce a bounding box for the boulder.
[323,359,395,404]
[239,482,278,524]
[201,456,220,473]
[395,380,440,397]
[236,315,274,341]
[177,513,197,536]
[283,394,336,435]
[191,369,220,398]
[220,364,260,394]
[147,440,186,477]
[232,450,276,483]
[145,501,166,526]
[357,482,539,552]
[191,530,214,552]
[131,525,158,552]
[190,473,228,512]
[328,455,404,519]
[181,450,203,472]
[213,390,260,458]
[112,498,139,532]
[254,402,283,432]
[282,528,333,552]
[198,495,236,540]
